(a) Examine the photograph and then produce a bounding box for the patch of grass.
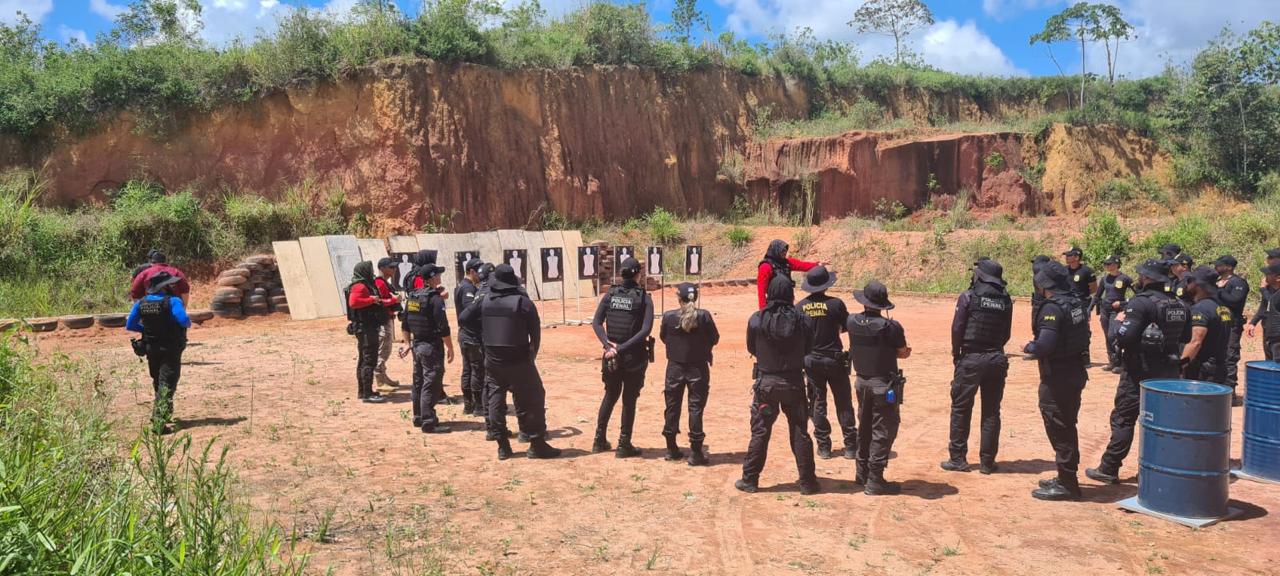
[726,226,753,248]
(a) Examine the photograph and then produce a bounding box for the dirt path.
[42,288,1280,575]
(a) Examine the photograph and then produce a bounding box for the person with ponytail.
[658,283,720,465]
[736,275,820,495]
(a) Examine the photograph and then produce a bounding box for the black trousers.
[663,360,710,443]
[460,342,486,410]
[948,352,1008,464]
[411,339,445,429]
[804,355,857,452]
[741,373,816,484]
[598,364,646,443]
[1100,358,1179,474]
[486,357,548,441]
[147,343,185,428]
[355,327,380,399]
[855,375,901,476]
[1266,337,1280,361]
[1185,358,1226,384]
[1226,321,1244,389]
[1099,307,1122,366]
[1037,358,1087,487]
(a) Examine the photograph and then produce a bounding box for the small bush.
[726,225,753,248]
[645,207,684,245]
[984,152,1005,170]
[1081,210,1130,266]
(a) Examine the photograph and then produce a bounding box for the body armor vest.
[139,297,185,341]
[754,311,807,373]
[848,314,897,378]
[604,284,646,343]
[346,282,386,326]
[760,257,791,283]
[1263,288,1280,337]
[962,285,1012,352]
[664,311,713,364]
[1046,295,1090,359]
[403,288,443,340]
[482,291,530,348]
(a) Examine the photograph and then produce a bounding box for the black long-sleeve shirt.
[1218,274,1250,322]
[1252,285,1279,326]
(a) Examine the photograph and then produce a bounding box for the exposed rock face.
[1033,123,1172,213]
[739,131,1038,218]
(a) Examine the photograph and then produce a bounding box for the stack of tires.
[210,255,289,319]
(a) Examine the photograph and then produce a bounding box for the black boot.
[1032,478,1081,501]
[864,471,900,496]
[517,431,530,443]
[687,441,709,466]
[591,433,612,453]
[854,462,868,485]
[528,438,562,459]
[817,445,834,460]
[463,399,476,415]
[496,436,513,461]
[940,459,971,472]
[664,435,684,461]
[798,478,821,495]
[615,439,641,458]
[734,478,758,494]
[841,446,857,460]
[1085,466,1119,485]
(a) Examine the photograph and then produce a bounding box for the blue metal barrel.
[1137,379,1232,519]
[1244,362,1280,481]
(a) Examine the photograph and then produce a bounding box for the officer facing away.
[1030,255,1053,338]
[849,281,912,496]
[737,275,819,495]
[1022,262,1091,501]
[591,257,655,458]
[659,282,720,465]
[374,258,403,391]
[400,262,455,433]
[455,258,487,416]
[1250,259,1280,360]
[1249,248,1280,358]
[1096,256,1134,373]
[459,264,562,460]
[1087,259,1188,485]
[797,266,858,460]
[942,258,1012,475]
[1214,255,1250,404]
[126,271,192,434]
[1181,266,1231,384]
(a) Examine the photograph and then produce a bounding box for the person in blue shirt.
[126,271,192,434]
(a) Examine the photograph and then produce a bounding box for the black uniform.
[742,291,817,488]
[1096,272,1134,367]
[1097,286,1188,476]
[455,278,486,414]
[1068,264,1097,307]
[848,311,908,483]
[1251,285,1280,360]
[659,309,719,448]
[591,281,655,447]
[1185,297,1231,384]
[347,280,389,401]
[132,295,190,431]
[797,293,857,456]
[1024,294,1090,489]
[403,286,451,431]
[948,282,1013,467]
[459,284,547,441]
[1218,274,1249,389]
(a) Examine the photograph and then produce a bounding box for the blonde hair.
[678,298,700,332]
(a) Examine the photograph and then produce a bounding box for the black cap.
[973,258,1005,286]
[853,280,894,311]
[677,282,699,302]
[1215,255,1238,268]
[1266,248,1280,260]
[491,264,520,290]
[465,257,484,272]
[1062,247,1083,258]
[801,266,838,293]
[420,264,446,280]
[1103,255,1121,265]
[1136,258,1173,284]
[377,257,397,269]
[1159,243,1182,257]
[1187,265,1220,290]
[1172,253,1194,267]
[147,249,167,264]
[147,271,181,294]
[620,257,641,277]
[1031,255,1052,275]
[1262,263,1280,276]
[1033,261,1072,291]
[478,263,496,281]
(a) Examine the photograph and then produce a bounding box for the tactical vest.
[760,257,791,283]
[604,284,646,343]
[754,311,807,373]
[1131,291,1188,366]
[962,285,1012,352]
[345,282,386,326]
[139,296,185,342]
[664,311,713,364]
[403,288,443,340]
[1046,295,1090,359]
[1264,288,1280,338]
[848,314,897,378]
[481,291,530,348]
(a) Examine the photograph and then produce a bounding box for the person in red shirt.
[757,239,824,309]
[130,250,190,304]
[347,261,394,403]
[374,258,403,390]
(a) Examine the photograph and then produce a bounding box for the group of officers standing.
[327,238,1280,499]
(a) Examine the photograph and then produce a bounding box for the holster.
[890,369,907,405]
[646,336,656,363]
[839,351,852,375]
[130,337,148,358]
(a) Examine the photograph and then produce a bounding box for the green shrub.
[1080,209,1129,265]
[726,225,753,248]
[645,207,684,244]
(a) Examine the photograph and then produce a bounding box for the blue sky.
[3,0,1274,77]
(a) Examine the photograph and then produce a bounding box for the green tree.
[1030,3,1133,109]
[848,0,934,66]
[668,0,708,45]
[113,0,203,45]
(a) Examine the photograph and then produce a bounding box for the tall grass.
[0,337,305,574]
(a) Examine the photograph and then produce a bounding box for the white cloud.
[1108,0,1276,77]
[90,0,127,20]
[922,19,1027,76]
[198,0,290,44]
[981,0,1066,21]
[0,0,54,24]
[58,24,88,45]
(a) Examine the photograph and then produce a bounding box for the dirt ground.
[40,287,1280,575]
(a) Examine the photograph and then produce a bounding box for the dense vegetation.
[0,336,304,573]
